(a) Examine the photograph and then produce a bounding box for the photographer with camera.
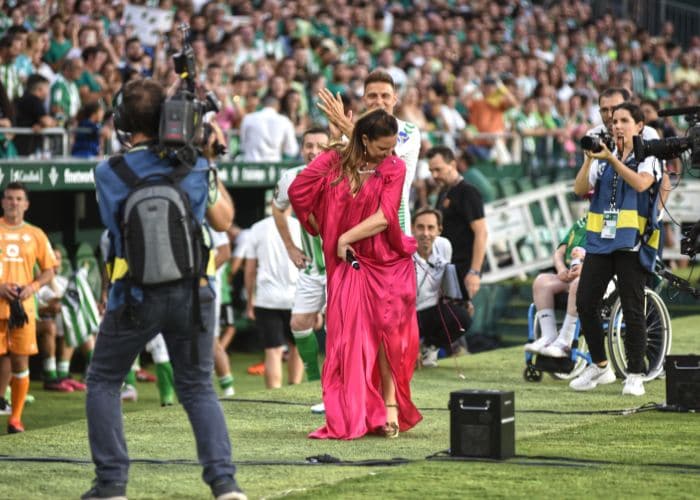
[571,102,663,398]
[83,77,244,500]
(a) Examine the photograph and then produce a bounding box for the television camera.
[158,23,223,166]
[633,105,700,171]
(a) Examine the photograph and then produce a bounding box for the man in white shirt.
[317,70,421,235]
[412,208,471,367]
[239,94,299,162]
[244,211,304,389]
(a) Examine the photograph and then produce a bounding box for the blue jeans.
[86,282,236,485]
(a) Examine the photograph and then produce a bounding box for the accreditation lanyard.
[601,163,620,240]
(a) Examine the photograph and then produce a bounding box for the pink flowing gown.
[288,150,422,440]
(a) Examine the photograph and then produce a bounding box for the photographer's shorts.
[254,307,294,349]
[0,317,38,356]
[292,273,326,315]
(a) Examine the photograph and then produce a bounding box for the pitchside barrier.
[481,179,700,284]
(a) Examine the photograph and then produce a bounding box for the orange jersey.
[0,218,56,320]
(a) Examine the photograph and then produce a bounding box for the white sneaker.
[569,363,616,391]
[524,336,553,354]
[222,386,235,397]
[120,384,138,402]
[622,373,645,396]
[540,340,570,358]
[421,345,439,367]
[310,402,325,414]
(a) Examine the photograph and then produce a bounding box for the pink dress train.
[288,150,422,439]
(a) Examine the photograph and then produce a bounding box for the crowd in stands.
[0,0,697,166]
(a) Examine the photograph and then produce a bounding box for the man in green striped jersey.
[317,70,422,235]
[272,127,330,394]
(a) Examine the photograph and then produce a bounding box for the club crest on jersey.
[397,130,409,145]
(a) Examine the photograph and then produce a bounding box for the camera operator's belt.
[110,253,217,283]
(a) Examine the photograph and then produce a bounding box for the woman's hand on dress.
[337,237,353,261]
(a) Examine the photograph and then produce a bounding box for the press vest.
[585,155,661,272]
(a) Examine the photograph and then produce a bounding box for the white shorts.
[292,272,326,314]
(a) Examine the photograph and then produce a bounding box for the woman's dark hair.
[331,108,398,188]
[280,89,300,122]
[612,102,644,124]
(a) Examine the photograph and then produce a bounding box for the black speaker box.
[448,389,515,459]
[665,355,700,410]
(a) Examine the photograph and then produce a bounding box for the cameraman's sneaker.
[622,373,645,396]
[569,363,616,391]
[81,480,127,500]
[211,476,247,500]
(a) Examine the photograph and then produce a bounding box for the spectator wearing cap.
[239,93,299,162]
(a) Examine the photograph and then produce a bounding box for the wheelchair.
[524,276,672,383]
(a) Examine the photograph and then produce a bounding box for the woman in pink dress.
[289,108,422,440]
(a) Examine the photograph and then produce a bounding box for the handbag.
[440,263,463,301]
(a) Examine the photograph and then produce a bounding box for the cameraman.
[572,102,663,398]
[84,79,245,500]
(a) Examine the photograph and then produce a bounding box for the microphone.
[346,250,360,270]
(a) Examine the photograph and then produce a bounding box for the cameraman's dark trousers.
[576,251,648,373]
[86,283,236,484]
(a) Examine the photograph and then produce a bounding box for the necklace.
[358,168,376,174]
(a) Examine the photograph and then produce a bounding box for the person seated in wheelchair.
[525,216,587,358]
[412,208,472,367]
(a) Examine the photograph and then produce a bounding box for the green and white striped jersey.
[273,165,326,277]
[395,118,421,235]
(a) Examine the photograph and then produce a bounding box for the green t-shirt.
[559,216,588,266]
[77,70,101,92]
[44,38,72,65]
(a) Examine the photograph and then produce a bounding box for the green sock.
[293,329,321,381]
[125,369,137,386]
[43,357,58,381]
[57,360,71,379]
[155,362,175,405]
[219,374,234,390]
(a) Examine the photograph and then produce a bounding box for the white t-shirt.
[245,216,300,309]
[414,236,453,311]
[395,118,421,235]
[239,107,299,162]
